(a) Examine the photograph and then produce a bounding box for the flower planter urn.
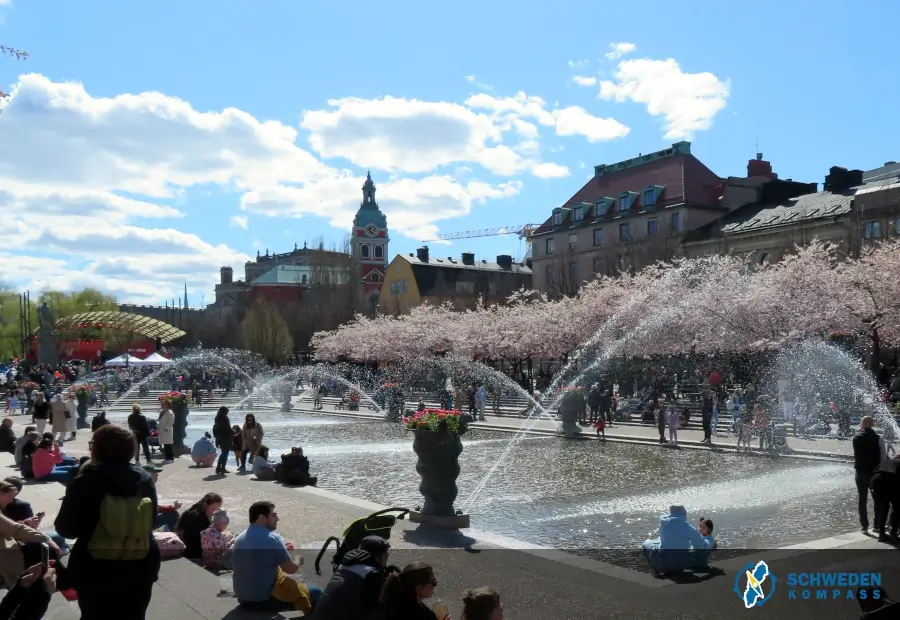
[76,393,90,429]
[173,401,190,455]
[412,430,464,517]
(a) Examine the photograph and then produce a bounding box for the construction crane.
[421,224,538,243]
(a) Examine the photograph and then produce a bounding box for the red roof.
[534,154,723,234]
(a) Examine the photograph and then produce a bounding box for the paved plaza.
[5,420,897,619]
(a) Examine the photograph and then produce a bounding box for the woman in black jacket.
[212,407,232,475]
[175,492,222,560]
[31,393,49,435]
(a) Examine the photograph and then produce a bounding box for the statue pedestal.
[37,333,58,367]
[409,511,470,529]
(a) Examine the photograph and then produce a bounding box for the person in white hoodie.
[158,403,176,464]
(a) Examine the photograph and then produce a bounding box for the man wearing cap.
[311,536,396,620]
[142,464,182,531]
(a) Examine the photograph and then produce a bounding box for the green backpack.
[87,494,155,561]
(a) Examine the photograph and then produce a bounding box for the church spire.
[183,282,189,309]
[362,170,376,206]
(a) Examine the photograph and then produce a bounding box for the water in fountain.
[765,340,900,442]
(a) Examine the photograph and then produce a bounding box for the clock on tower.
[365,223,378,237]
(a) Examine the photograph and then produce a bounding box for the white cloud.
[1,74,533,301]
[466,92,629,144]
[572,76,597,87]
[604,42,636,60]
[465,75,476,82]
[230,215,248,229]
[552,106,630,143]
[599,57,730,139]
[300,95,566,178]
[568,59,588,68]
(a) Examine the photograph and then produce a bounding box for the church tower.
[350,171,389,306]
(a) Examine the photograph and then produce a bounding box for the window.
[593,228,603,246]
[301,274,308,284]
[619,222,630,241]
[647,218,658,236]
[592,257,604,274]
[568,261,578,283]
[670,212,681,232]
[456,281,475,294]
[390,282,398,294]
[371,272,381,282]
[595,199,609,216]
[374,245,383,259]
[618,195,630,211]
[401,279,408,293]
[552,210,563,226]
[864,221,882,239]
[643,188,656,207]
[568,233,577,250]
[545,238,555,254]
[360,244,370,258]
[573,206,584,222]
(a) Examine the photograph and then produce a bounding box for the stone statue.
[37,302,55,332]
[36,302,59,366]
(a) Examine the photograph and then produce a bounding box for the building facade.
[379,247,532,315]
[530,142,731,296]
[682,166,900,262]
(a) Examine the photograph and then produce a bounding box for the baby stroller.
[314,508,409,575]
[147,419,161,454]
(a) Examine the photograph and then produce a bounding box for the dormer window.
[643,188,656,207]
[552,209,563,226]
[595,198,612,216]
[573,206,584,222]
[618,195,630,211]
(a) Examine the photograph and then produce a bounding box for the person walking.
[50,395,68,443]
[666,404,679,445]
[213,407,232,475]
[128,404,152,465]
[852,416,885,534]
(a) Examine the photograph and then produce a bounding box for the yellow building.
[379,247,532,315]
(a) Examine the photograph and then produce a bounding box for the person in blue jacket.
[191,432,217,467]
[642,505,713,575]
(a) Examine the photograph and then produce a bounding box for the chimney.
[496,254,513,269]
[220,266,233,284]
[824,166,864,193]
[747,153,777,180]
[416,246,429,262]
[461,252,475,265]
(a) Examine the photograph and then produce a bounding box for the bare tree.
[1,46,28,105]
[241,296,294,362]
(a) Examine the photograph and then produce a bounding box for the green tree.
[0,287,119,361]
[241,296,294,362]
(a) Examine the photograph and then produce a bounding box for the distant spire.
[184,282,188,309]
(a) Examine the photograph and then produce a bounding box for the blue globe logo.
[734,560,776,608]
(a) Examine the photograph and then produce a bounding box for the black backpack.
[314,508,408,575]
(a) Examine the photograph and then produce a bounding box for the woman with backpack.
[54,424,161,620]
[212,407,232,475]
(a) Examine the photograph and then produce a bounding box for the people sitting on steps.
[200,508,235,570]
[641,505,715,577]
[276,447,318,487]
[231,500,321,613]
[253,445,278,481]
[176,492,224,561]
[312,535,397,620]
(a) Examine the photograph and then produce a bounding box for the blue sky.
[1,0,898,306]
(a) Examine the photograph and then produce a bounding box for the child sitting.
[200,509,235,569]
[695,517,716,566]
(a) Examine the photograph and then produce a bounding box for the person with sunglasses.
[372,562,449,620]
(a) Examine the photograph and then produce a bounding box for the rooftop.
[400,252,532,274]
[683,175,897,241]
[533,141,725,236]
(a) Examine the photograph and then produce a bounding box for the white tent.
[141,352,172,365]
[105,353,141,367]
